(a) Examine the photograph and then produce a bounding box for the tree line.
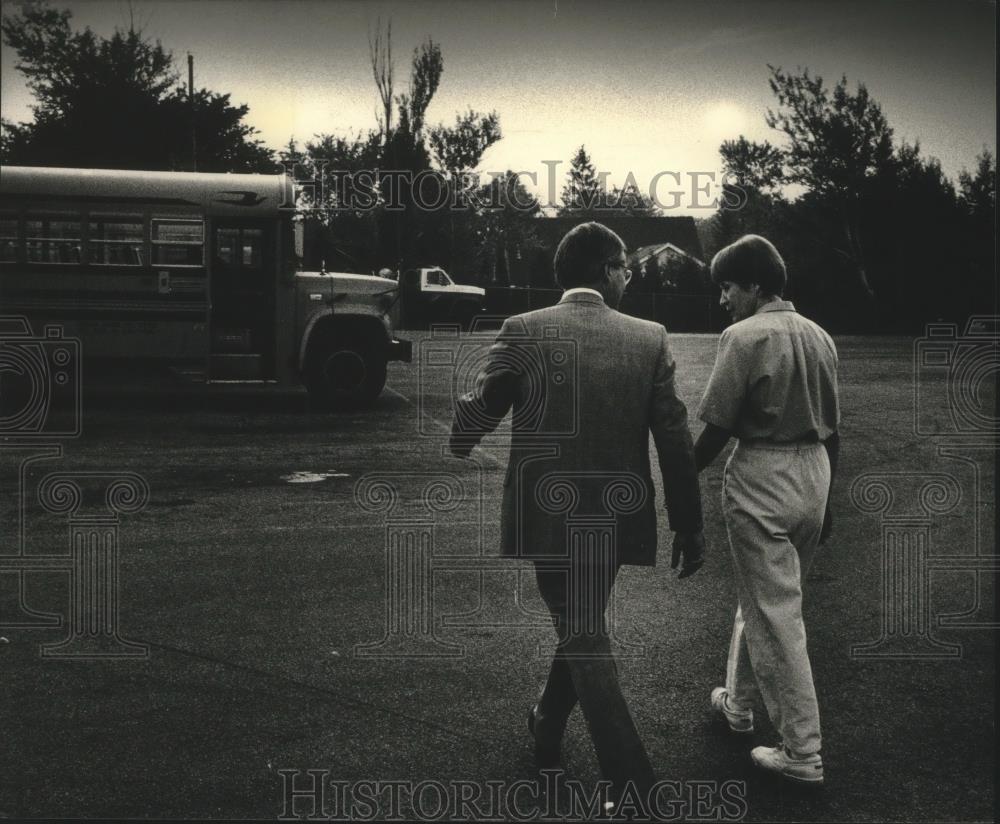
[703,66,995,332]
[2,2,993,332]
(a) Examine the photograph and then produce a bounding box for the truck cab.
[399,266,486,329]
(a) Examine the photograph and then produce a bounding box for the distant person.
[450,222,705,807]
[694,234,839,786]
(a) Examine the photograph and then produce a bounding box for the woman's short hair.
[553,222,625,289]
[710,234,787,297]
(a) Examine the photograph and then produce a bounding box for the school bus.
[0,165,410,407]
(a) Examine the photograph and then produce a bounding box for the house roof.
[631,242,706,267]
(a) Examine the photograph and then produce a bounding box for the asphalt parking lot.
[0,331,995,821]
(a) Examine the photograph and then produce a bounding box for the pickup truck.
[398,266,486,329]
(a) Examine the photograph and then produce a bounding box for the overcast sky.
[1,0,995,211]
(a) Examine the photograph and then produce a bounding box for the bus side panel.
[70,316,208,360]
[0,202,211,362]
[2,278,210,362]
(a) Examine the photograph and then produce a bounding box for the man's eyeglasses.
[607,260,632,285]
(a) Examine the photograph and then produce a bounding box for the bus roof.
[0,165,294,217]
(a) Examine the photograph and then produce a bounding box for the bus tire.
[305,339,387,410]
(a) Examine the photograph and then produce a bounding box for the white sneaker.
[751,744,824,785]
[710,687,754,733]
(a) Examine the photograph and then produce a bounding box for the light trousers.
[722,440,830,756]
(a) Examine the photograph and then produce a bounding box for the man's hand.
[671,530,705,578]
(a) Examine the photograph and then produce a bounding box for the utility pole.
[188,53,197,172]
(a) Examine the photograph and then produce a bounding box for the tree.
[557,147,660,216]
[364,27,444,267]
[368,16,394,142]
[959,149,996,220]
[764,65,894,299]
[2,2,175,119]
[395,38,442,142]
[359,22,508,272]
[427,108,502,276]
[957,149,996,319]
[428,109,502,176]
[607,180,659,216]
[706,67,992,331]
[704,135,790,276]
[297,131,382,272]
[300,19,507,274]
[860,141,965,328]
[474,170,542,285]
[558,145,606,215]
[1,1,272,170]
[719,135,785,192]
[366,19,443,159]
[162,87,273,172]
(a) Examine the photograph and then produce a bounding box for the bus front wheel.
[305,339,387,410]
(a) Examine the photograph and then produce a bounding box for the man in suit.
[450,222,705,802]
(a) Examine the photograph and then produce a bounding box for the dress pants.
[532,553,656,793]
[722,440,829,756]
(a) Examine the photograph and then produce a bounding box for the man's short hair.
[710,234,787,297]
[553,222,625,289]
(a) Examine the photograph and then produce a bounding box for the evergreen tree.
[607,179,659,216]
[558,145,606,215]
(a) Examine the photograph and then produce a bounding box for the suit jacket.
[451,291,703,566]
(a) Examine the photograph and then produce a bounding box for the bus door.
[209,219,274,379]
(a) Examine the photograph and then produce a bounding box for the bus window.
[152,218,204,266]
[242,228,262,268]
[88,218,144,266]
[214,227,262,270]
[0,217,16,262]
[26,217,83,264]
[216,227,238,265]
